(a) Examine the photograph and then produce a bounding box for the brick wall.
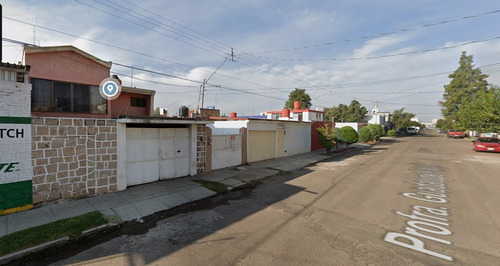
[31,117,117,205]
[196,125,206,175]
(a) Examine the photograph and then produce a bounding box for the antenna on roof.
[32,7,36,45]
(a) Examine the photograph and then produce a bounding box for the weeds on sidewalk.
[0,211,108,256]
[194,180,228,194]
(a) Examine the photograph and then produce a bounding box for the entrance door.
[248,130,275,162]
[127,127,190,186]
[126,128,160,186]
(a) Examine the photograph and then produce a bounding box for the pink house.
[25,45,154,118]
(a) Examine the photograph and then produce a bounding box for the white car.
[406,127,417,135]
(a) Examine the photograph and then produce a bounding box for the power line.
[243,8,500,55]
[3,37,286,102]
[73,0,227,57]
[118,0,232,51]
[2,17,290,91]
[251,36,500,62]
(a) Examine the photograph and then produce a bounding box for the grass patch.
[195,180,228,194]
[0,211,108,256]
[265,167,292,175]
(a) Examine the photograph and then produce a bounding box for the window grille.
[31,78,107,114]
[212,134,242,151]
[131,97,147,107]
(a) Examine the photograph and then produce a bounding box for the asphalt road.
[41,131,500,265]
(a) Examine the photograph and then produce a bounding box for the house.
[207,114,311,170]
[24,45,155,119]
[265,101,327,151]
[266,101,324,122]
[364,102,391,129]
[0,62,33,214]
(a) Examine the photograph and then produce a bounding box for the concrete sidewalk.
[0,145,366,239]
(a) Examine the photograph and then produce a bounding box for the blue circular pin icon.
[103,81,118,96]
[99,78,122,100]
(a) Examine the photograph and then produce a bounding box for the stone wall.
[31,117,117,206]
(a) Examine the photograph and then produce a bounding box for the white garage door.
[248,130,275,162]
[126,128,190,186]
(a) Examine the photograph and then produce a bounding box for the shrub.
[332,127,348,144]
[341,126,359,145]
[387,129,396,137]
[317,124,335,153]
[359,127,373,143]
[367,124,386,141]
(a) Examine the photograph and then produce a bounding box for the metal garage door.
[126,128,190,186]
[248,130,275,162]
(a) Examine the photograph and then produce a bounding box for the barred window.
[131,97,147,107]
[31,78,106,114]
[271,113,282,119]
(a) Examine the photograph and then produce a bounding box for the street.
[42,131,500,265]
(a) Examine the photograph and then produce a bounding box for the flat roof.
[122,86,156,96]
[117,115,212,125]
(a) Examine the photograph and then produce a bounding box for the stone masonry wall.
[196,125,206,175]
[31,117,117,206]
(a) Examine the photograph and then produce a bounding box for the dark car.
[473,137,500,153]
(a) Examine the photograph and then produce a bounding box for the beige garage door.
[248,130,275,162]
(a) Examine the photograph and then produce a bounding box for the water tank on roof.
[179,106,189,117]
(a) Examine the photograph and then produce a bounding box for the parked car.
[406,127,418,135]
[472,137,500,153]
[447,129,467,138]
[437,128,446,133]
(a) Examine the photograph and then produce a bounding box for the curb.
[0,237,69,265]
[0,223,118,265]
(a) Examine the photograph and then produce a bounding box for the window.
[31,78,106,114]
[271,113,282,119]
[131,97,147,107]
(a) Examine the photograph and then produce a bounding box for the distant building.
[266,101,324,122]
[364,101,391,128]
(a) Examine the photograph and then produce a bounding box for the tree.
[455,87,500,132]
[367,124,385,141]
[285,88,312,109]
[317,124,335,153]
[441,51,489,127]
[341,126,359,146]
[391,108,415,130]
[317,123,348,153]
[324,100,367,122]
[359,127,373,143]
[435,118,452,130]
[154,107,160,115]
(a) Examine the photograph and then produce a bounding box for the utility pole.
[201,78,206,112]
[228,47,235,62]
[197,48,235,115]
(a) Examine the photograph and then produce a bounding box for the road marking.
[384,168,454,262]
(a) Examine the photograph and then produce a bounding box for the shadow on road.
[19,140,399,266]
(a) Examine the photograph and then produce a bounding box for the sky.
[2,0,500,123]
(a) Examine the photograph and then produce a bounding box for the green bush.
[387,129,396,137]
[359,127,373,143]
[341,126,359,144]
[367,124,384,141]
[317,125,334,153]
[332,127,348,144]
